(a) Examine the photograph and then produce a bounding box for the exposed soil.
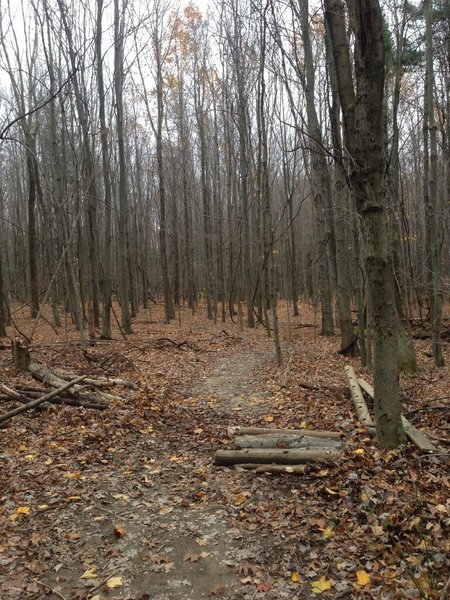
[0,304,449,599]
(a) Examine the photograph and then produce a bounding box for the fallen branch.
[214,448,337,466]
[344,366,374,427]
[0,375,86,424]
[0,390,105,410]
[233,427,341,440]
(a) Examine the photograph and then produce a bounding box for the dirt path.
[7,345,277,600]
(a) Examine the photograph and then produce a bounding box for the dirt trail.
[34,347,276,600]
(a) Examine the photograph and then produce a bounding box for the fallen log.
[233,427,341,440]
[0,390,105,410]
[358,378,437,453]
[214,448,337,466]
[235,433,342,450]
[0,375,86,424]
[237,463,308,474]
[28,363,120,402]
[344,366,374,427]
[57,373,138,390]
[29,363,84,396]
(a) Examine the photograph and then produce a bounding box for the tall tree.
[325,0,405,448]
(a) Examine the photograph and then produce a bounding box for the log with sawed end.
[214,448,338,466]
[235,434,342,450]
[344,366,374,427]
[234,427,341,440]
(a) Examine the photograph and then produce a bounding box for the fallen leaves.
[0,303,448,600]
[356,569,371,586]
[311,576,335,594]
[106,576,123,589]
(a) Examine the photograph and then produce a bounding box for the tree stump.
[11,338,30,371]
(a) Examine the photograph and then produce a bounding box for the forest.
[0,0,449,598]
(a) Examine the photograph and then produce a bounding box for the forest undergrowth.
[0,303,449,599]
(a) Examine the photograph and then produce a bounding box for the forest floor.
[0,303,449,600]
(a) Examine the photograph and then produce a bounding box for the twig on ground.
[35,580,68,600]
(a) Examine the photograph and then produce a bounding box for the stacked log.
[214,428,343,470]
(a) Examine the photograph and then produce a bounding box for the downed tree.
[357,378,437,453]
[0,375,86,424]
[232,427,341,440]
[28,363,121,402]
[344,366,374,427]
[0,388,105,410]
[214,448,338,466]
[235,433,342,450]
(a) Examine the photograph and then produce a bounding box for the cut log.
[233,427,341,440]
[237,463,308,474]
[235,434,342,450]
[214,448,338,466]
[0,375,86,424]
[344,366,374,426]
[358,378,437,453]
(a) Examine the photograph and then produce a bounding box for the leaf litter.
[0,302,448,598]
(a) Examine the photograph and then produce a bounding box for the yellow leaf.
[325,487,338,495]
[200,551,210,558]
[356,570,371,586]
[299,421,307,428]
[193,428,203,434]
[195,537,208,546]
[81,567,97,579]
[263,415,274,422]
[16,506,31,515]
[321,526,335,539]
[354,448,365,455]
[66,496,81,502]
[112,493,129,501]
[24,453,37,460]
[291,571,301,583]
[18,445,28,451]
[159,506,174,515]
[169,455,183,462]
[65,471,82,479]
[106,576,123,589]
[311,576,334,594]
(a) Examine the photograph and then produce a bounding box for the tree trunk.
[325,0,405,448]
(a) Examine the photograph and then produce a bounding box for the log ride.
[214,448,338,466]
[356,377,437,453]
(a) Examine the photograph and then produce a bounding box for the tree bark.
[214,448,338,466]
[325,0,405,448]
